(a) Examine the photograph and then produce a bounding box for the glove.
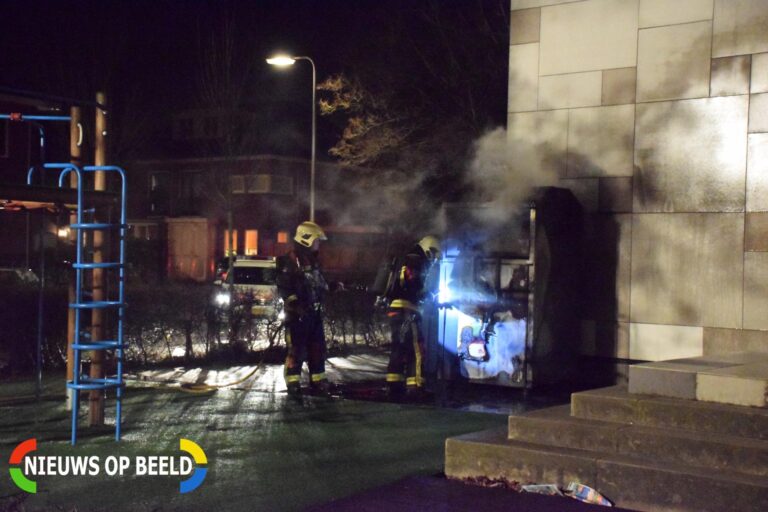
[374,296,389,311]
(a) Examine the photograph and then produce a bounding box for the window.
[244,174,294,195]
[247,175,270,193]
[224,229,238,255]
[129,223,160,240]
[0,120,8,158]
[229,175,245,194]
[277,231,289,244]
[232,266,277,285]
[149,172,170,214]
[179,171,203,214]
[244,230,258,256]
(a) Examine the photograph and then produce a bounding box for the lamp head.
[266,55,296,67]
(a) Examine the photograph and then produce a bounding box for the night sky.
[0,0,509,170]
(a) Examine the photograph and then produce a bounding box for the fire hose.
[125,360,266,395]
[177,363,265,394]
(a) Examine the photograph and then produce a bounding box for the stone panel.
[710,55,751,96]
[630,213,744,328]
[639,0,713,28]
[602,67,636,106]
[507,110,568,178]
[510,8,540,45]
[746,212,768,251]
[749,93,768,132]
[584,213,632,323]
[634,96,748,213]
[567,104,634,177]
[508,43,539,113]
[599,177,633,213]
[747,133,768,211]
[753,53,768,94]
[697,363,768,407]
[584,322,630,359]
[637,22,712,102]
[629,360,723,399]
[704,327,768,355]
[511,0,580,10]
[713,0,768,58]
[540,0,638,75]
[559,178,598,212]
[539,72,601,110]
[744,252,768,330]
[629,323,704,361]
[605,322,630,359]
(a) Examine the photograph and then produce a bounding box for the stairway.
[445,356,768,511]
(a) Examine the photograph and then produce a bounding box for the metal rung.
[70,301,125,310]
[73,262,124,269]
[67,378,123,391]
[72,340,122,350]
[71,223,128,230]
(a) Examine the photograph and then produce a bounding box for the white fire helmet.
[418,235,442,262]
[294,221,327,248]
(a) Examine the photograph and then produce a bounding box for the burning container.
[425,187,583,388]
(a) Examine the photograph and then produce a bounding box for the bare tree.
[195,12,260,353]
[318,0,509,198]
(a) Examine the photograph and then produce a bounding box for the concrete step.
[507,405,768,477]
[628,359,736,399]
[628,353,768,405]
[445,427,768,512]
[697,362,768,407]
[571,385,768,441]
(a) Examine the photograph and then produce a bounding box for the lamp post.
[266,55,317,222]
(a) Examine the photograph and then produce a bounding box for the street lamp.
[267,54,317,222]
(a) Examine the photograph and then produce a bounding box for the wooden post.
[66,106,81,411]
[89,92,107,426]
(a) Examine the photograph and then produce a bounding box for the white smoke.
[467,127,559,227]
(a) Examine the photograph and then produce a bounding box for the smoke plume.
[467,127,559,228]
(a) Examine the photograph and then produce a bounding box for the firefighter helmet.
[294,221,327,248]
[418,235,441,262]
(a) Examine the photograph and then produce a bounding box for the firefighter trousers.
[284,311,327,389]
[386,310,425,388]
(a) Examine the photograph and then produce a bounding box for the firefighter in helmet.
[382,235,441,398]
[276,221,330,397]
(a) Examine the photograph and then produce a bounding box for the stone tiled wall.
[508,0,768,360]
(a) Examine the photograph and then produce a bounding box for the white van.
[213,256,282,319]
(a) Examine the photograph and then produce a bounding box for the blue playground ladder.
[29,163,128,445]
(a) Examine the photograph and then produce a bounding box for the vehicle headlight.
[214,292,231,306]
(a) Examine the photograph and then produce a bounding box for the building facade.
[507,0,768,361]
[128,154,391,283]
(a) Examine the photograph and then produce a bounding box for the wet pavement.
[0,353,620,511]
[308,475,638,511]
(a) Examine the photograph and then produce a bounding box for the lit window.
[224,229,238,255]
[247,175,270,193]
[245,230,258,255]
[229,175,245,194]
[277,231,289,244]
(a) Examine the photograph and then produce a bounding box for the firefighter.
[276,221,330,397]
[382,235,441,399]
